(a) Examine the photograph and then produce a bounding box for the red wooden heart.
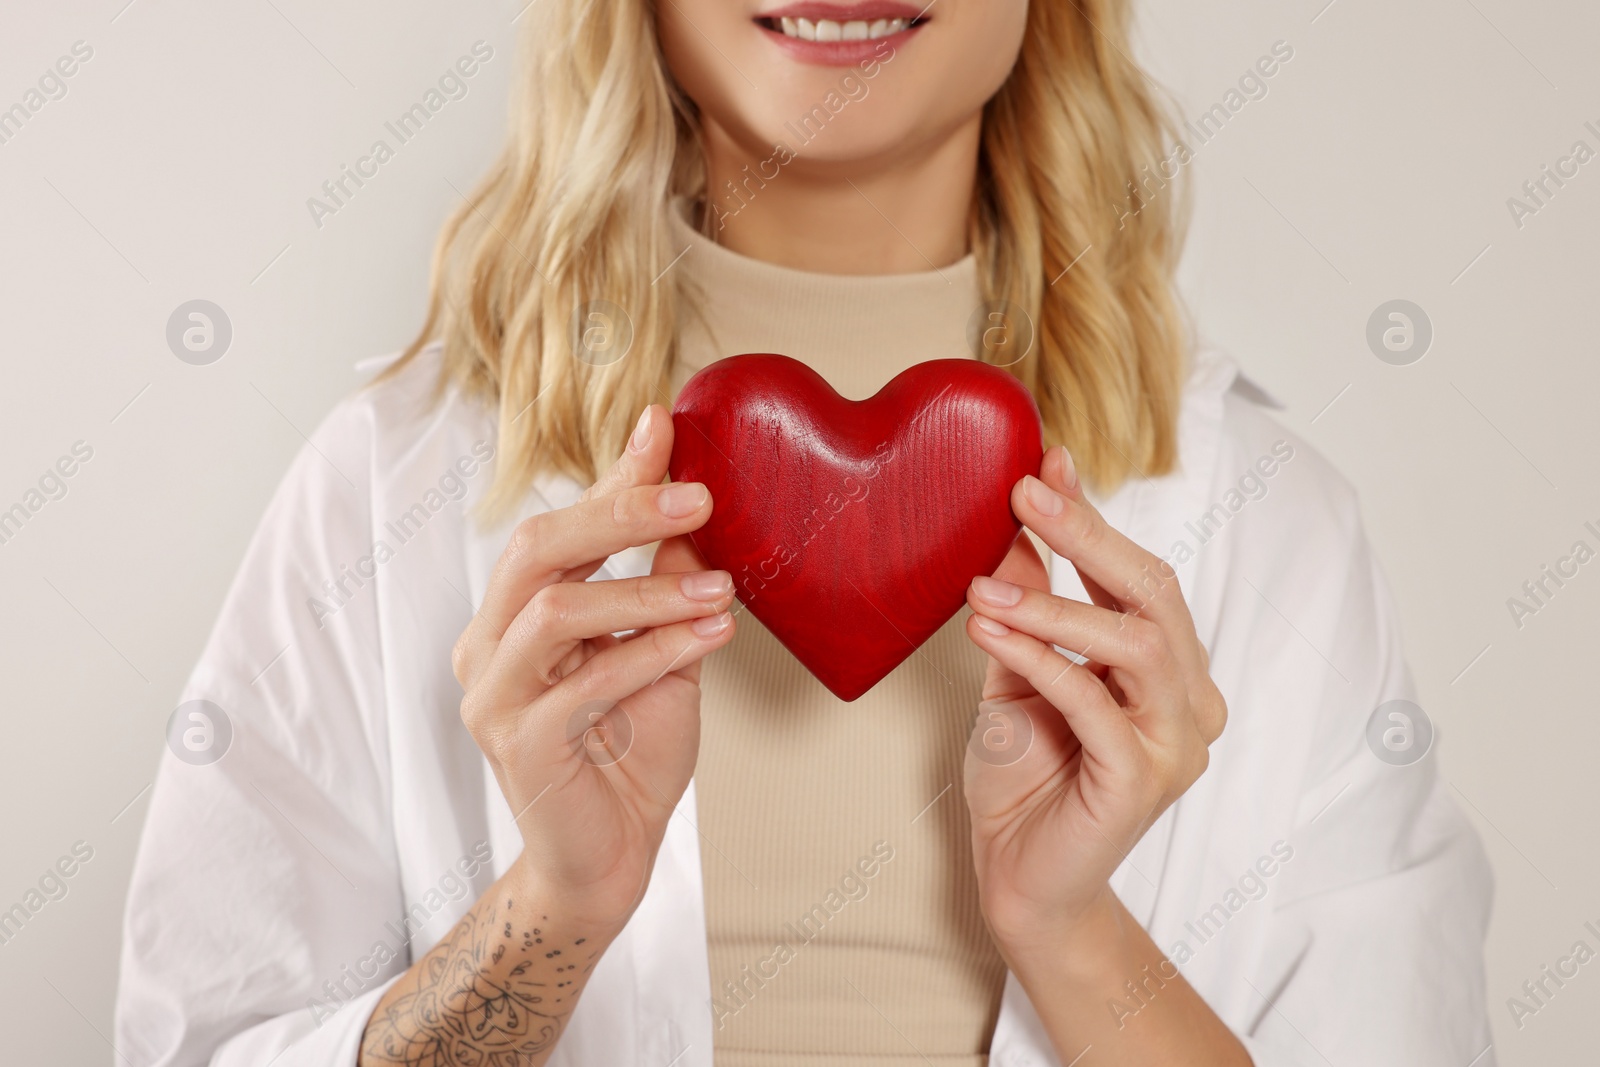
[670,354,1044,701]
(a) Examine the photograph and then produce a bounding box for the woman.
[116,1,1495,1065]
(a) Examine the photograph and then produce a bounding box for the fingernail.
[973,615,1011,637]
[681,570,732,601]
[693,612,732,637]
[1023,475,1064,517]
[972,575,1023,607]
[628,408,653,453]
[1056,447,1079,493]
[658,482,708,518]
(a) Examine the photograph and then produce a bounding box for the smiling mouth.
[755,15,924,41]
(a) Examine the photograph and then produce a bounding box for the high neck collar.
[666,196,986,400]
[668,196,979,304]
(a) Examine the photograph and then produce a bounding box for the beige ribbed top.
[668,201,1007,1066]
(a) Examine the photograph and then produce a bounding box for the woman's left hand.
[962,445,1228,955]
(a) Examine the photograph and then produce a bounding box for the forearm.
[360,862,622,1067]
[998,889,1252,1067]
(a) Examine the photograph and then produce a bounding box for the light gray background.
[2,1,1594,1063]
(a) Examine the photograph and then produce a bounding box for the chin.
[732,73,931,167]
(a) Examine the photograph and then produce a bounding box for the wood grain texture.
[670,354,1044,702]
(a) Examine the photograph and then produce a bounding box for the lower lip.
[757,21,924,67]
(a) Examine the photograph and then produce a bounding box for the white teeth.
[776,15,911,41]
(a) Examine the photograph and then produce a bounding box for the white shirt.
[116,342,1495,1067]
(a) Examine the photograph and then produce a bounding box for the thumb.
[650,533,711,577]
[991,530,1050,592]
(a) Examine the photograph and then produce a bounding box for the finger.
[981,536,1063,695]
[1039,447,1118,612]
[1013,452,1203,673]
[478,571,735,701]
[963,612,1142,764]
[455,408,680,686]
[475,479,711,644]
[1014,459,1175,619]
[992,530,1049,592]
[464,612,734,787]
[491,406,674,625]
[984,533,1111,681]
[458,478,712,690]
[997,495,1117,631]
[558,610,735,707]
[651,533,712,581]
[968,576,1187,715]
[559,406,680,586]
[580,405,672,502]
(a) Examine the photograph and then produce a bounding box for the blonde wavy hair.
[383,0,1191,522]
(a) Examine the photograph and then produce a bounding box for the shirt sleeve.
[115,395,406,1066]
[1236,529,1496,1067]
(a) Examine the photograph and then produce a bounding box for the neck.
[698,115,981,275]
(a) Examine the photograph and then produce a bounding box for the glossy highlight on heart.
[669,354,1044,701]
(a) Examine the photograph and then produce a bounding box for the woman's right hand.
[452,403,735,932]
